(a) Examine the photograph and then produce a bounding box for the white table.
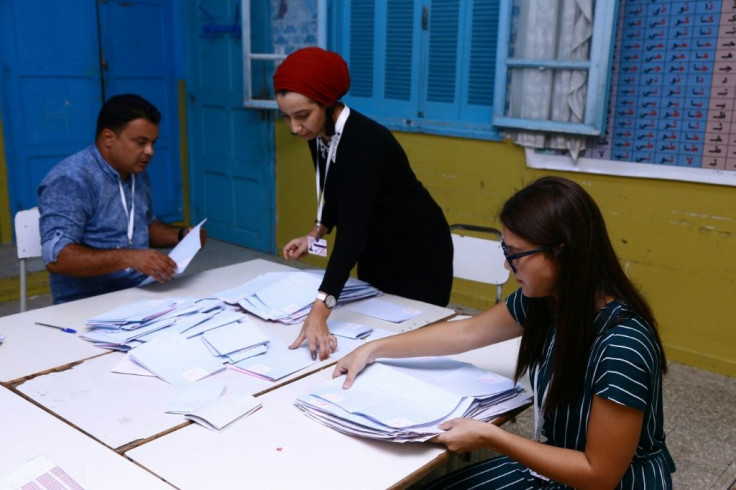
[126,367,450,490]
[11,259,456,450]
[0,385,172,489]
[1,258,454,385]
[0,259,295,384]
[123,325,526,490]
[0,308,106,384]
[16,351,332,450]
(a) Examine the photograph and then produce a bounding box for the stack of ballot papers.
[214,270,380,324]
[124,316,273,386]
[81,298,247,351]
[294,357,532,443]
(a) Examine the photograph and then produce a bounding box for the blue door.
[0,0,182,223]
[0,0,102,216]
[97,0,182,223]
[184,1,275,252]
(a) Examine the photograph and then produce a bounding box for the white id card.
[308,236,328,257]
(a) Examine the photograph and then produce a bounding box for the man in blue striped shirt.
[38,94,203,304]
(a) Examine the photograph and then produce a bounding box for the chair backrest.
[15,207,42,259]
[450,223,510,304]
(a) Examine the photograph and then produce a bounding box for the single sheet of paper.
[129,331,225,386]
[169,218,207,273]
[328,320,373,339]
[232,342,318,381]
[111,353,156,376]
[201,320,269,356]
[166,381,227,414]
[346,298,423,323]
[139,218,207,286]
[0,455,84,490]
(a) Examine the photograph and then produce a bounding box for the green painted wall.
[275,120,736,378]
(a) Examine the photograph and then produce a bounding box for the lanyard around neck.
[532,362,550,442]
[118,174,136,246]
[315,105,350,224]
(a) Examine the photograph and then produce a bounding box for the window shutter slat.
[468,0,497,106]
[349,0,375,98]
[384,0,414,101]
[427,0,459,103]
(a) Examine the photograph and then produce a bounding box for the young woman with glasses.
[333,176,675,488]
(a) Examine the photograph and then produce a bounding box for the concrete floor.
[1,239,734,489]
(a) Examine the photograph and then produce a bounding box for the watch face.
[325,294,337,308]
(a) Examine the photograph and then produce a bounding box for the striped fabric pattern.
[426,289,675,489]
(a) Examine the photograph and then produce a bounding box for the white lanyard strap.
[315,106,350,225]
[532,363,549,442]
[118,175,136,246]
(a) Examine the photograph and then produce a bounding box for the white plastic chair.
[450,223,510,305]
[15,207,42,312]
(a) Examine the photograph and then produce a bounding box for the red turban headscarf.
[272,47,350,107]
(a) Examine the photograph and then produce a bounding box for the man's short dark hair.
[95,94,161,138]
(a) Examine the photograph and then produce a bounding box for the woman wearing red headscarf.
[273,47,453,361]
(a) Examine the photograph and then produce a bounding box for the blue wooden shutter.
[340,0,500,139]
[423,0,498,129]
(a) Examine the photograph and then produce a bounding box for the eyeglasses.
[500,240,555,273]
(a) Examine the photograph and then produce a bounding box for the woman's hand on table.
[332,344,375,389]
[289,302,337,360]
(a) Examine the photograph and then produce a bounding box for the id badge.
[308,236,328,257]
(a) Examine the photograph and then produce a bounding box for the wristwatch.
[316,291,337,309]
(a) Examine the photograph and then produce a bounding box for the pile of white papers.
[295,357,531,443]
[85,298,187,330]
[81,298,245,351]
[215,270,381,324]
[110,317,273,386]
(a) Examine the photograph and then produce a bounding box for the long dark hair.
[502,176,666,411]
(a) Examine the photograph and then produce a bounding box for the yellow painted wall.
[0,117,12,243]
[275,120,736,377]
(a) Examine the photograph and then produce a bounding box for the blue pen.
[35,322,77,334]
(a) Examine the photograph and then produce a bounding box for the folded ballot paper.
[295,357,531,443]
[129,330,226,386]
[327,320,373,340]
[231,341,319,381]
[166,381,262,431]
[214,270,381,324]
[139,218,207,286]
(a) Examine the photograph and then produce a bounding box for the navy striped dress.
[425,289,675,489]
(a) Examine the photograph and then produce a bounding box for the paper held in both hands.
[295,357,532,443]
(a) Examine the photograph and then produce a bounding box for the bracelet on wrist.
[177,227,186,242]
